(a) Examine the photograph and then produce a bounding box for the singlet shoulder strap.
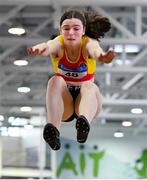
[57,35,65,57]
[81,35,89,46]
[57,35,64,44]
[79,35,89,61]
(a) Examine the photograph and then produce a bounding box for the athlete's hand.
[99,50,116,64]
[27,47,46,55]
[27,43,47,56]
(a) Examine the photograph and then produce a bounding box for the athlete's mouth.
[67,38,75,41]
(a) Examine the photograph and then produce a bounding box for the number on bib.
[65,72,78,77]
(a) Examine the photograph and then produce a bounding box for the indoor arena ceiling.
[0,0,147,139]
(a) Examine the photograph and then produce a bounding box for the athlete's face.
[60,18,85,46]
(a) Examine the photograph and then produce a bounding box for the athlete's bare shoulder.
[46,36,63,57]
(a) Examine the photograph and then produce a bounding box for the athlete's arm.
[86,38,115,64]
[27,36,60,56]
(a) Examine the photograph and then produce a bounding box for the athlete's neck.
[64,44,81,61]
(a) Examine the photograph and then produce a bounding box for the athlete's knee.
[81,81,96,93]
[48,75,66,89]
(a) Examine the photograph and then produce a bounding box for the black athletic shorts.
[63,85,80,122]
[67,85,81,100]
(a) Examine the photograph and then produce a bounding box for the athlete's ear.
[83,27,85,35]
[59,27,62,35]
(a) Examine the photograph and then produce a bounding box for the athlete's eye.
[63,28,70,31]
[74,28,80,31]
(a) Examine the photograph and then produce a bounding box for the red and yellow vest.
[50,35,96,83]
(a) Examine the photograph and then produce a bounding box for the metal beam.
[94,7,134,38]
[131,47,147,66]
[0,73,17,89]
[135,6,142,36]
[1,65,147,73]
[121,73,144,90]
[103,98,147,106]
[0,37,47,46]
[1,0,147,7]
[101,37,147,45]
[29,18,53,37]
[0,46,20,62]
[2,37,147,46]
[96,67,147,73]
[2,167,53,178]
[1,11,147,19]
[133,120,147,136]
[100,113,147,119]
[0,4,25,26]
[2,98,147,107]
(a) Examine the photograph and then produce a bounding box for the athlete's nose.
[69,28,74,35]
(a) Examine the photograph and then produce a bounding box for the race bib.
[58,63,87,79]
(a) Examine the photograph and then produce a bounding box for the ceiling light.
[115,59,123,65]
[24,124,33,130]
[20,106,32,112]
[0,115,4,121]
[17,87,30,93]
[114,131,124,138]
[131,108,143,114]
[8,117,15,124]
[11,117,28,126]
[1,131,8,136]
[115,59,131,66]
[125,60,131,65]
[0,127,7,131]
[30,116,42,126]
[8,127,21,137]
[0,127,8,136]
[13,60,28,66]
[122,121,132,127]
[8,27,25,35]
[114,44,140,53]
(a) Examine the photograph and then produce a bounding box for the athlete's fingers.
[27,47,32,55]
[40,48,46,54]
[98,50,115,63]
[34,49,39,55]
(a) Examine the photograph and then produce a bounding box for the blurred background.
[0,0,147,179]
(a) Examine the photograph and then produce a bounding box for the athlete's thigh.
[74,93,81,116]
[94,85,103,118]
[62,87,74,120]
[74,83,102,117]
